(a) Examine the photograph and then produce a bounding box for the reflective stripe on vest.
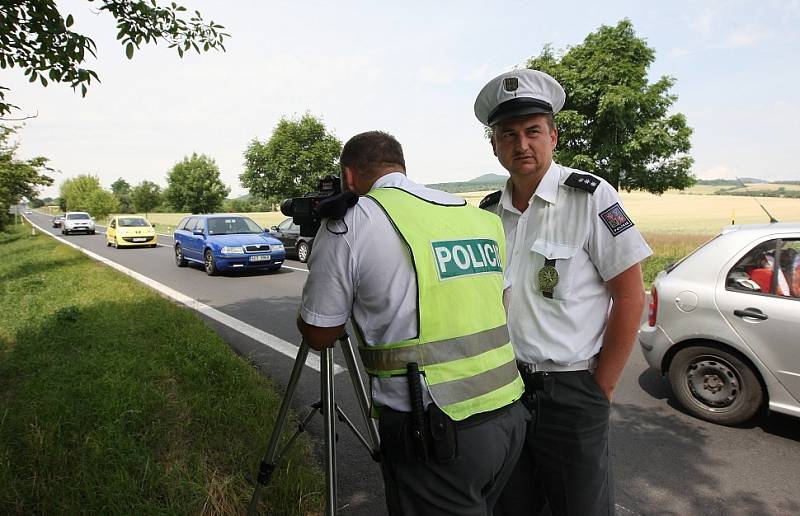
[360,324,510,376]
[362,187,523,421]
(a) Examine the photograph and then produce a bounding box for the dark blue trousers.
[494,370,613,516]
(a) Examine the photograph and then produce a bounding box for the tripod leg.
[339,335,381,458]
[247,341,311,515]
[321,346,338,515]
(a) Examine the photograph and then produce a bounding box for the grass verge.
[0,224,324,515]
[640,232,713,288]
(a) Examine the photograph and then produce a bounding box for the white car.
[61,211,96,235]
[639,222,800,425]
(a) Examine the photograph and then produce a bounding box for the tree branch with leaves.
[0,0,229,117]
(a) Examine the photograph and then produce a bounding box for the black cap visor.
[487,97,553,126]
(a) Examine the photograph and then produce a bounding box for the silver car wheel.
[669,345,763,425]
[686,356,740,408]
[297,241,310,263]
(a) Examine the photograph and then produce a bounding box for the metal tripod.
[247,332,381,515]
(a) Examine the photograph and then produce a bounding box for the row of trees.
[45,113,342,220]
[54,153,231,218]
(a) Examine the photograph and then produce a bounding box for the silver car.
[61,211,96,235]
[639,222,800,425]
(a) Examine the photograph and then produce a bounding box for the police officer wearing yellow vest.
[298,131,528,515]
[473,71,652,516]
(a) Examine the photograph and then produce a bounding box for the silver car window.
[726,239,798,298]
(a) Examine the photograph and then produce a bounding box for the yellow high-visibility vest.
[359,187,523,421]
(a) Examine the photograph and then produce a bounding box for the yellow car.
[106,216,158,248]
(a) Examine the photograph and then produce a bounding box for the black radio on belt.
[406,363,458,463]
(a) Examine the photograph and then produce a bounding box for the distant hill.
[426,173,508,193]
[426,174,800,197]
[469,173,509,183]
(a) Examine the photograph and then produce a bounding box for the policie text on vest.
[431,239,502,280]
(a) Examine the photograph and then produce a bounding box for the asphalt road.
[27,213,800,515]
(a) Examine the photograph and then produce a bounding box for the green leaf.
[177,46,184,57]
[40,76,48,87]
[66,14,74,28]
[126,42,134,59]
[80,84,87,97]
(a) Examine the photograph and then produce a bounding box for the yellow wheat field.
[461,190,800,234]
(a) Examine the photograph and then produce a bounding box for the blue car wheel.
[204,249,218,276]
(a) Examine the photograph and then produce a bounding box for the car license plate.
[250,255,271,262]
[132,237,147,242]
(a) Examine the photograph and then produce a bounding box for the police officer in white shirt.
[298,131,528,515]
[474,70,652,516]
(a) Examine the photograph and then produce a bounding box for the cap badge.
[503,77,519,92]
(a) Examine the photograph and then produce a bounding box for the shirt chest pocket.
[530,239,579,301]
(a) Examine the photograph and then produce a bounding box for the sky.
[5,0,800,199]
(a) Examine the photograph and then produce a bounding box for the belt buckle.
[518,361,549,376]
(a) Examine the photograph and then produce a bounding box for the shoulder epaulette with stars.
[479,190,501,210]
[564,172,600,194]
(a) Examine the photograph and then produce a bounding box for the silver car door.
[716,237,800,401]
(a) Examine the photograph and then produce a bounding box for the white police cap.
[474,69,566,126]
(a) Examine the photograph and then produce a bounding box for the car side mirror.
[192,228,204,236]
[270,226,278,231]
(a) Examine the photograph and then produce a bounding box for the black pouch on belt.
[427,404,458,462]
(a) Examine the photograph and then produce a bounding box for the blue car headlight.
[271,244,285,251]
[220,246,245,255]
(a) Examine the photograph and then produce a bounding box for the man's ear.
[550,126,558,149]
[490,134,497,157]
[342,166,357,192]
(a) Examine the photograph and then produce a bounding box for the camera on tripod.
[280,175,341,237]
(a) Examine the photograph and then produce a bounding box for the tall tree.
[59,173,118,217]
[131,180,161,216]
[111,177,133,212]
[0,125,53,230]
[527,19,695,194]
[240,113,342,202]
[164,153,229,213]
[85,188,118,218]
[0,1,228,118]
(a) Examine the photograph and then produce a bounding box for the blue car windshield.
[207,217,262,235]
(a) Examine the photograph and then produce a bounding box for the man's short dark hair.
[340,131,405,178]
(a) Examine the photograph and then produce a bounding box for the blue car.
[173,214,286,275]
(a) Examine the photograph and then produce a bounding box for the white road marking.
[26,216,336,373]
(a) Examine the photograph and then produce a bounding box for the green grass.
[0,224,324,515]
[640,232,713,289]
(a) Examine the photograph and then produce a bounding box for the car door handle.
[734,308,768,321]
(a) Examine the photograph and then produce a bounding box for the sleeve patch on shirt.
[599,203,634,237]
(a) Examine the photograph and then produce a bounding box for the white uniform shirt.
[300,172,465,411]
[495,162,652,365]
